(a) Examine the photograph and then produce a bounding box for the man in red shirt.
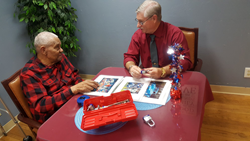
[124,0,192,79]
[20,31,99,123]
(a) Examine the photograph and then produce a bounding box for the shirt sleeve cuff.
[124,58,136,67]
[69,88,74,95]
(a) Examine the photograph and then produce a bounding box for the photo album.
[85,75,172,105]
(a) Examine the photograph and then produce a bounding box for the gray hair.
[136,0,162,21]
[34,31,58,52]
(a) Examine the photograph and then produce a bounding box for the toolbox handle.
[99,111,121,121]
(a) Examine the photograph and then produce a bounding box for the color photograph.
[94,78,118,93]
[144,81,166,99]
[121,82,144,94]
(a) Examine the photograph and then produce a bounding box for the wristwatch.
[161,67,166,78]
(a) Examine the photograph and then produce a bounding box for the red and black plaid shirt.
[20,54,83,123]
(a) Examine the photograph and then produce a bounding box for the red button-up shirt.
[20,54,83,123]
[124,21,192,71]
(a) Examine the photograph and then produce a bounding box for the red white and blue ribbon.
[167,43,185,99]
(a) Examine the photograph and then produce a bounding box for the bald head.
[34,31,58,53]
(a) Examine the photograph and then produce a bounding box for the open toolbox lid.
[81,90,138,131]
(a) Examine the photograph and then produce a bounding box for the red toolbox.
[81,90,138,131]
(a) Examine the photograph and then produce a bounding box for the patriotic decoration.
[167,43,185,99]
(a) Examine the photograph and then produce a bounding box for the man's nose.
[60,47,63,52]
[137,22,141,28]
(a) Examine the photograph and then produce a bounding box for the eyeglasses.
[135,15,153,26]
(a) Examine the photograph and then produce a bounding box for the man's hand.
[71,80,99,94]
[129,65,142,79]
[144,65,171,79]
[126,61,142,79]
[143,67,162,79]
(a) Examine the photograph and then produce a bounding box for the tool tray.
[81,90,138,131]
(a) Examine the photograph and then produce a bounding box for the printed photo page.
[84,75,124,96]
[114,77,172,105]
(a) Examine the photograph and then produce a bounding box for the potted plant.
[14,0,80,57]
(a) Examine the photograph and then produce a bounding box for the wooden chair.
[179,27,202,71]
[1,69,42,137]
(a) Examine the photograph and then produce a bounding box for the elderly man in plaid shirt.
[20,31,99,124]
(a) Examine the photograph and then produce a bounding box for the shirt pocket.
[62,68,73,85]
[43,77,58,93]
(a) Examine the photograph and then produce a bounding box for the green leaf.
[51,2,57,10]
[70,43,73,48]
[58,27,63,34]
[68,2,71,7]
[32,49,36,55]
[49,2,53,9]
[39,2,44,6]
[48,27,52,32]
[37,28,44,33]
[65,20,70,26]
[56,9,61,14]
[30,16,36,22]
[19,17,25,22]
[25,18,29,23]
[23,6,29,11]
[63,36,67,42]
[60,13,65,18]
[38,15,42,21]
[33,0,37,4]
[44,4,48,10]
[48,10,53,21]
[26,10,30,15]
[52,27,56,32]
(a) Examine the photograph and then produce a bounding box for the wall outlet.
[244,67,250,78]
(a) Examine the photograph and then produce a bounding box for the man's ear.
[40,46,47,56]
[152,14,158,23]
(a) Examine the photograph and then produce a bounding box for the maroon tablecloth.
[37,67,214,141]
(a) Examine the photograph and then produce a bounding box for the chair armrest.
[194,58,203,72]
[17,113,42,129]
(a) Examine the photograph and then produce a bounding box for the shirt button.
[49,81,51,83]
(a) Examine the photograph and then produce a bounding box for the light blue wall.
[70,0,250,87]
[0,0,33,127]
[0,0,249,126]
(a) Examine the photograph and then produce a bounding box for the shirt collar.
[34,55,59,69]
[145,21,164,39]
[152,21,164,38]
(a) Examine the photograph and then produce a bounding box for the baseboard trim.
[0,115,19,138]
[211,85,250,95]
[79,74,95,80]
